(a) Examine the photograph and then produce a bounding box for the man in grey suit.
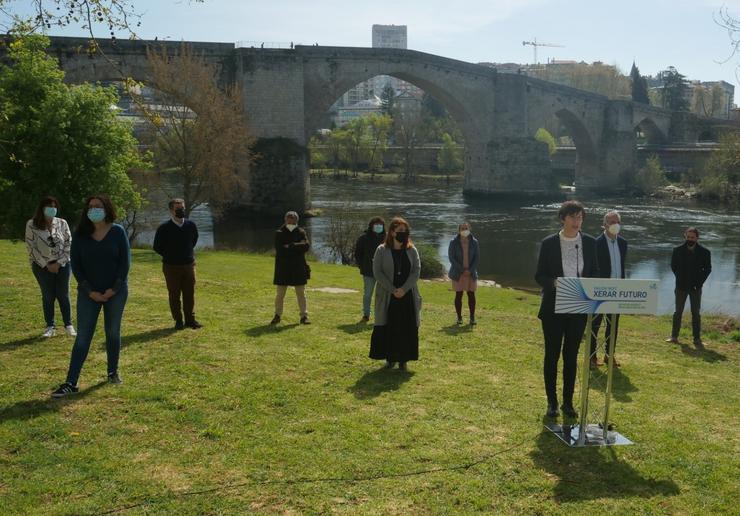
[590,210,628,368]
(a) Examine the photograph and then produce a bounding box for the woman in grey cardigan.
[369,217,422,370]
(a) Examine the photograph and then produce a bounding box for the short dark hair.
[75,194,117,236]
[367,216,385,231]
[32,196,59,229]
[168,198,185,210]
[558,200,585,221]
[685,227,699,237]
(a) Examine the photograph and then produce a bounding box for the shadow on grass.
[120,327,178,349]
[246,323,299,337]
[349,366,415,399]
[531,430,680,502]
[337,322,373,335]
[589,367,639,403]
[678,342,727,363]
[0,381,107,424]
[0,335,44,353]
[439,324,474,335]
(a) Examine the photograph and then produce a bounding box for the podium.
[545,277,660,447]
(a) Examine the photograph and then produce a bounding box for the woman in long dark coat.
[369,217,422,370]
[271,211,311,325]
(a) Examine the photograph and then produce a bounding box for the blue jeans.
[31,262,72,327]
[362,275,376,318]
[65,285,128,386]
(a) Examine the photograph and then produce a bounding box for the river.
[134,177,740,316]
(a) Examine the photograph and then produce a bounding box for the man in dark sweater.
[153,198,201,330]
[666,227,711,348]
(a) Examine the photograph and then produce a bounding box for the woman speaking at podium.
[535,200,599,420]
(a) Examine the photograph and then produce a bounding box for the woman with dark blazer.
[369,217,422,371]
[535,200,599,419]
[271,211,311,325]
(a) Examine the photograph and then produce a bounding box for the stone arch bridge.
[47,36,730,213]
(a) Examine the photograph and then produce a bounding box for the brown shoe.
[589,356,600,369]
[604,355,621,367]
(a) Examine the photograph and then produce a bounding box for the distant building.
[648,77,735,119]
[372,24,407,49]
[334,96,383,127]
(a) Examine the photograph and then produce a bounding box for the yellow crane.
[522,38,564,65]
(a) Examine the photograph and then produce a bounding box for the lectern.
[545,277,659,447]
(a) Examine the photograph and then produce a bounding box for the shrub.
[416,243,446,279]
[535,128,557,156]
[634,155,667,195]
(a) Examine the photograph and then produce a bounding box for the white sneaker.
[65,325,77,337]
[42,326,56,338]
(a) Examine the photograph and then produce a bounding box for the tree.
[365,113,392,180]
[380,84,395,116]
[534,128,557,156]
[699,132,740,201]
[0,35,143,238]
[437,132,463,181]
[630,62,650,104]
[692,84,726,118]
[133,43,253,216]
[634,155,668,195]
[657,67,689,112]
[308,135,328,173]
[393,107,424,182]
[340,117,368,177]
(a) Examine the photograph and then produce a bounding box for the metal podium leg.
[603,313,618,443]
[576,314,594,446]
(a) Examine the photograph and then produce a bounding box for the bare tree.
[133,43,253,216]
[326,202,364,265]
[393,107,424,182]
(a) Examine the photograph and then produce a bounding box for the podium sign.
[547,277,660,447]
[555,277,659,315]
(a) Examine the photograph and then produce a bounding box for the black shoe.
[398,362,407,371]
[186,320,203,329]
[300,316,311,325]
[561,404,578,419]
[108,372,122,385]
[270,314,281,325]
[456,316,463,325]
[51,382,78,398]
[361,315,370,322]
[694,339,705,349]
[546,403,559,418]
[384,360,395,369]
[470,317,477,326]
[174,320,185,330]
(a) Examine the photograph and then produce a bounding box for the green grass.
[0,240,737,514]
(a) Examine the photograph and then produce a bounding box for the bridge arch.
[634,116,667,144]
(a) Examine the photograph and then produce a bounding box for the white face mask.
[286,224,297,232]
[607,223,621,236]
[460,229,471,238]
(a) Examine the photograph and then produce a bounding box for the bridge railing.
[235,41,297,49]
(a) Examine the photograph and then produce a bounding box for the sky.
[13,0,740,86]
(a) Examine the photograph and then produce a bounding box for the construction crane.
[522,38,564,65]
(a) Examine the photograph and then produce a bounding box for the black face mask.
[686,240,697,248]
[394,232,409,244]
[174,208,186,219]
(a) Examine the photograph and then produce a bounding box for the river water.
[134,177,740,316]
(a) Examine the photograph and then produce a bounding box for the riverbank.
[3,241,736,513]
[310,168,464,185]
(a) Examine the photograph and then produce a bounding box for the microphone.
[575,244,580,278]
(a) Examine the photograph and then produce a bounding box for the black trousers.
[590,314,620,357]
[541,314,587,406]
[672,288,702,341]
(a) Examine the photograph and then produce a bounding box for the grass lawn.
[0,240,738,514]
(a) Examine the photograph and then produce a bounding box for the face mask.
[174,208,186,219]
[394,231,409,244]
[607,223,620,236]
[286,224,297,232]
[43,206,57,218]
[460,229,471,238]
[373,224,384,234]
[87,207,106,223]
[686,240,697,248]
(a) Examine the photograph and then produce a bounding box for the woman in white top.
[25,196,75,338]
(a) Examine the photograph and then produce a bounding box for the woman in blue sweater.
[52,195,130,397]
